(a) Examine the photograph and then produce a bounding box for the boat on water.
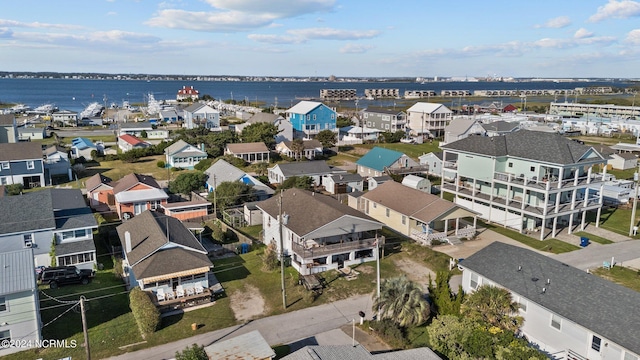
[28,103,58,115]
[80,102,104,118]
[3,104,30,114]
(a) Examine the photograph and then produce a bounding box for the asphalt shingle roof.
[112,173,161,194]
[51,189,98,230]
[55,239,96,256]
[0,142,43,161]
[461,242,640,355]
[0,114,15,126]
[355,147,404,172]
[0,190,55,235]
[441,130,603,165]
[274,160,334,177]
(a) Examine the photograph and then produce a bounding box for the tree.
[169,172,207,195]
[240,122,280,149]
[208,181,256,211]
[316,129,336,149]
[461,285,522,332]
[427,271,464,316]
[175,344,208,360]
[380,130,405,143]
[372,275,430,327]
[278,176,313,191]
[290,138,306,160]
[336,116,353,129]
[5,184,24,196]
[140,130,148,138]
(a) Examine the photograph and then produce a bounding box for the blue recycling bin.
[580,237,589,247]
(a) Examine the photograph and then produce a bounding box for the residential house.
[0,188,98,269]
[164,140,208,169]
[70,137,99,160]
[0,142,45,188]
[257,189,384,275]
[234,113,293,143]
[441,118,485,146]
[418,151,456,180]
[176,85,199,101]
[43,145,72,182]
[283,345,441,360]
[79,117,103,127]
[322,173,364,194]
[118,134,150,153]
[502,103,518,112]
[51,110,78,126]
[359,181,478,245]
[268,160,346,187]
[406,102,453,138]
[225,142,270,164]
[112,173,169,219]
[0,249,42,357]
[361,108,407,132]
[0,114,19,143]
[204,159,274,200]
[183,103,220,130]
[86,173,115,209]
[275,139,323,160]
[481,120,520,137]
[116,211,214,306]
[355,147,421,178]
[440,130,607,240]
[160,200,210,221]
[204,330,275,360]
[460,242,640,360]
[338,126,383,144]
[17,126,46,141]
[159,109,179,123]
[367,175,392,190]
[119,121,169,139]
[285,101,337,139]
[608,152,637,170]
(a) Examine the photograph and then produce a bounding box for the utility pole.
[213,175,217,219]
[278,190,287,309]
[80,296,91,360]
[630,167,639,236]
[376,235,381,321]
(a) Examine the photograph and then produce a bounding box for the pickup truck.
[38,266,95,289]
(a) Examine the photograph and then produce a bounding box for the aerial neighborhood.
[2,82,640,360]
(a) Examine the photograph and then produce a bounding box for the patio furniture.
[166,290,175,300]
[156,288,166,302]
[186,287,195,296]
[176,285,185,298]
[194,282,204,294]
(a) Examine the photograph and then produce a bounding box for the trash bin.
[580,237,589,247]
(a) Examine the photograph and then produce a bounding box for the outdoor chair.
[176,285,185,298]
[156,288,166,302]
[186,286,195,296]
[194,282,204,294]
[165,289,175,300]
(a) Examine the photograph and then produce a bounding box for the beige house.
[359,181,478,246]
[225,142,270,163]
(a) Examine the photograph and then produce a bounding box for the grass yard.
[353,142,442,160]
[592,266,640,292]
[75,155,171,186]
[480,222,581,254]
[573,231,615,245]
[590,206,640,239]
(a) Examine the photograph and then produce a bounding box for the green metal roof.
[355,147,404,172]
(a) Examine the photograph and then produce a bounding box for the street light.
[629,166,639,237]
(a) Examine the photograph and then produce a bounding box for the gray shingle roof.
[480,120,519,132]
[51,189,98,230]
[0,190,56,235]
[283,345,441,360]
[441,130,604,165]
[55,239,96,256]
[205,159,246,184]
[0,114,15,126]
[461,242,640,355]
[0,249,36,295]
[274,160,334,177]
[0,142,43,161]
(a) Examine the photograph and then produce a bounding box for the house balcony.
[384,165,430,175]
[443,161,458,170]
[291,236,383,261]
[442,182,601,216]
[493,171,603,191]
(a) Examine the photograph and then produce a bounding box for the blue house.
[285,101,337,139]
[0,142,45,189]
[356,146,419,177]
[71,137,100,160]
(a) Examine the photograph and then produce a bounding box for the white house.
[0,249,42,357]
[460,242,640,360]
[164,140,208,169]
[608,152,637,170]
[183,103,220,130]
[119,121,169,139]
[234,113,293,143]
[17,126,46,141]
[418,151,456,180]
[322,173,364,194]
[275,139,323,160]
[268,160,345,187]
[406,102,453,138]
[118,134,150,153]
[204,159,274,200]
[256,189,383,275]
[43,145,72,182]
[441,118,485,146]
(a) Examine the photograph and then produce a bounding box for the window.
[26,161,35,170]
[23,234,33,248]
[373,203,377,208]
[0,162,8,170]
[591,336,601,352]
[74,229,87,238]
[385,124,390,130]
[551,314,562,330]
[0,296,6,312]
[470,273,479,289]
[306,115,310,120]
[402,216,406,225]
[313,114,316,120]
[0,329,9,342]
[508,162,513,168]
[150,200,161,210]
[59,252,94,266]
[385,208,390,217]
[364,113,368,119]
[331,114,335,119]
[134,202,146,215]
[530,166,535,172]
[0,177,5,185]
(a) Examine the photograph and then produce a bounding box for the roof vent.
[542,287,547,294]
[125,231,132,253]
[531,277,538,282]
[518,265,522,271]
[546,278,551,285]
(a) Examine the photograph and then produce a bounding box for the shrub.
[369,319,406,349]
[129,287,160,338]
[5,183,24,196]
[194,158,213,171]
[112,256,124,279]
[156,160,166,168]
[171,166,181,172]
[175,344,208,360]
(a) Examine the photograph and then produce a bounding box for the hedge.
[129,287,160,338]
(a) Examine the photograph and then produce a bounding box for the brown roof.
[85,173,114,192]
[116,211,211,279]
[226,142,269,154]
[0,142,43,161]
[0,114,15,126]
[362,181,462,223]
[281,139,322,150]
[256,189,375,236]
[112,173,161,194]
[44,145,68,156]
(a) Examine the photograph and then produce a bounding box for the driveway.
[552,241,640,270]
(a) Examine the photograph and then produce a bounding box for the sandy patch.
[229,284,266,322]
[392,257,436,292]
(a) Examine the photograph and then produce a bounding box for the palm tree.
[373,276,430,327]
[461,285,523,332]
[290,138,305,161]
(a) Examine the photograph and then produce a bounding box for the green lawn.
[592,266,640,292]
[354,142,442,160]
[589,206,640,239]
[573,231,614,245]
[480,222,581,254]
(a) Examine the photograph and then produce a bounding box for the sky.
[1,0,640,78]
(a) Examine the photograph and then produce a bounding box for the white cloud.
[588,0,640,22]
[0,19,84,30]
[106,11,117,16]
[146,9,275,31]
[626,29,640,44]
[287,28,379,40]
[339,43,373,54]
[0,27,13,38]
[203,0,335,17]
[574,28,594,39]
[535,16,571,28]
[247,34,302,44]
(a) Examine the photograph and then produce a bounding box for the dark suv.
[38,266,95,289]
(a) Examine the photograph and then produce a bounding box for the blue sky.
[1,0,639,78]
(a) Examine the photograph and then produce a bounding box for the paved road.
[107,294,373,360]
[552,240,640,270]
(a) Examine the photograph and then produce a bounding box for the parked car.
[38,266,95,289]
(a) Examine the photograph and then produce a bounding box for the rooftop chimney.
[125,231,132,253]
